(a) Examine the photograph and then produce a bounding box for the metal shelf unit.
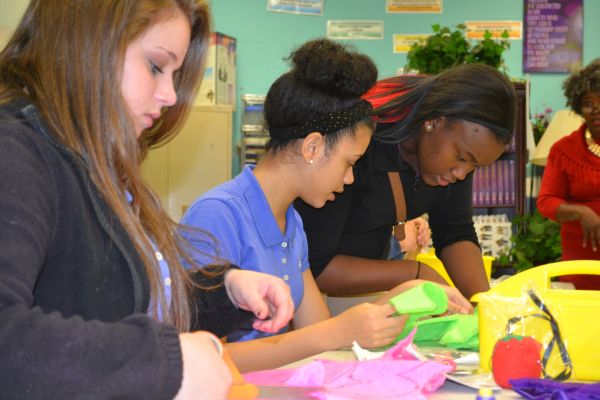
[241,94,269,166]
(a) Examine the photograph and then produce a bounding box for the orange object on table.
[223,349,259,400]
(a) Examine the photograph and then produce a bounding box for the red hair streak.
[363,79,411,123]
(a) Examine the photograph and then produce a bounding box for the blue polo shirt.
[181,165,309,341]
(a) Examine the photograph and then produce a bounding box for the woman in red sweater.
[537,58,600,290]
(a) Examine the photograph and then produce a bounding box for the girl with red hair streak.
[296,64,517,300]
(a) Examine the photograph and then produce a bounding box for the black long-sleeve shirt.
[295,138,479,277]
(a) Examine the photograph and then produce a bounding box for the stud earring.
[309,159,314,164]
[425,124,433,132]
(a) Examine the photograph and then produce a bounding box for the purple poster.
[524,0,583,73]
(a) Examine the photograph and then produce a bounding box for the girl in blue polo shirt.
[181,38,472,372]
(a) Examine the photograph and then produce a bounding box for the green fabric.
[388,283,479,350]
[414,311,479,350]
[388,282,448,341]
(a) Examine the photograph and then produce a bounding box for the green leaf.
[405,24,509,74]
[508,210,562,272]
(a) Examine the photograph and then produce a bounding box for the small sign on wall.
[386,0,442,13]
[267,0,324,16]
[465,21,522,40]
[327,20,384,40]
[523,0,583,73]
[393,34,429,53]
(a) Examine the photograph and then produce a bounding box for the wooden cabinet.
[141,105,233,220]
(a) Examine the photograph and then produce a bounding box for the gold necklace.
[585,130,600,158]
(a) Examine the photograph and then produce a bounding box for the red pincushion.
[491,335,542,388]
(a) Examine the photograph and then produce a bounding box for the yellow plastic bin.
[416,249,494,287]
[471,261,600,382]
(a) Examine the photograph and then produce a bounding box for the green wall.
[210,0,600,173]
[1,0,598,174]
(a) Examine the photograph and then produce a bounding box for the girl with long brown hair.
[0,1,292,399]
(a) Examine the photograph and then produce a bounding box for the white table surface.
[257,349,524,399]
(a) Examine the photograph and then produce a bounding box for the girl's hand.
[413,217,431,247]
[399,217,431,252]
[334,303,407,349]
[406,279,473,314]
[176,331,231,400]
[440,283,474,314]
[224,269,294,333]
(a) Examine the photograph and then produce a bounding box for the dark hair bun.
[289,38,377,97]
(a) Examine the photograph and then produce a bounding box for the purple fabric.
[511,378,600,400]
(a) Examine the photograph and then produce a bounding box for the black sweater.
[0,101,250,399]
[295,138,479,277]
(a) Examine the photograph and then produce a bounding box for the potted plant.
[531,107,553,145]
[406,23,511,74]
[495,210,562,273]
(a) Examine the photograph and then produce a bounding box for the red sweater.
[537,124,600,289]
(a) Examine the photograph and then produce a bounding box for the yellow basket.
[416,249,494,287]
[471,261,600,381]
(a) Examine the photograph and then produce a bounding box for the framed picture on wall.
[523,0,583,73]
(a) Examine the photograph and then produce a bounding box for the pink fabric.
[244,331,451,400]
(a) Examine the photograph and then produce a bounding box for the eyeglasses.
[581,102,600,114]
